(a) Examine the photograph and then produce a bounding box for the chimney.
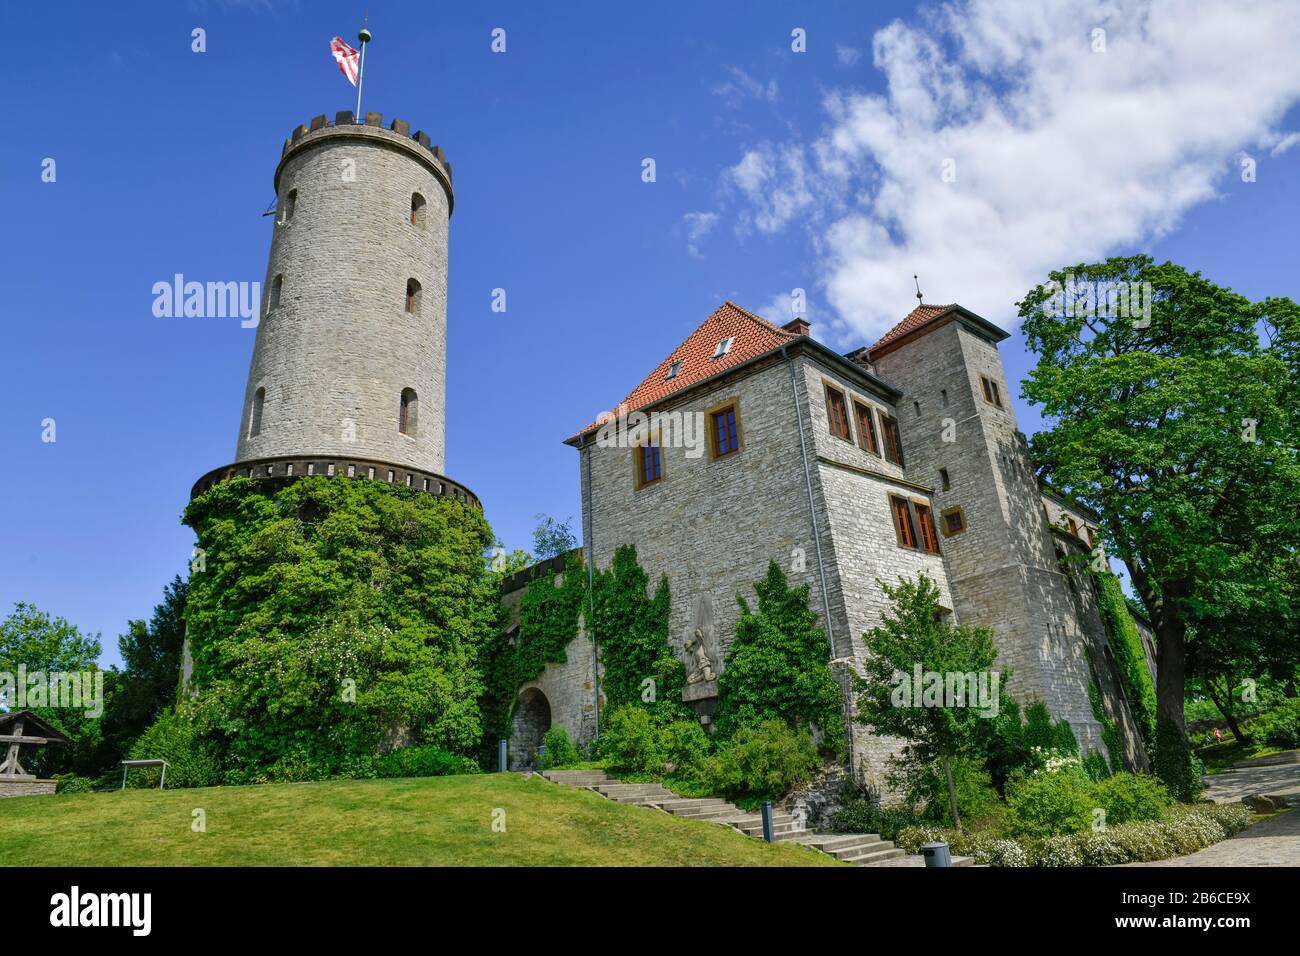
[782,317,810,337]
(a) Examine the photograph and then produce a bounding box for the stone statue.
[684,595,717,685]
[685,627,716,684]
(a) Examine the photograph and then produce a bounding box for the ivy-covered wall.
[1093,570,1158,752]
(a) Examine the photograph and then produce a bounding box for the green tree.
[716,561,843,745]
[101,576,188,761]
[1017,256,1300,796]
[531,514,577,560]
[855,574,1014,830]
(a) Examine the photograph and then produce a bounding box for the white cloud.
[682,211,720,258]
[836,45,862,66]
[720,0,1300,344]
[712,67,778,107]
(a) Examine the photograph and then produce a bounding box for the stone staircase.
[540,769,970,867]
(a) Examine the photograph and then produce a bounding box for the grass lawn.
[1196,738,1288,774]
[0,773,843,867]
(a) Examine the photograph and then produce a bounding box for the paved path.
[1126,760,1300,866]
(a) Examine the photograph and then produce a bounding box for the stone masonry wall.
[236,124,450,473]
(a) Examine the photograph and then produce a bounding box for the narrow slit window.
[281,189,297,224]
[399,388,418,435]
[410,192,427,228]
[939,467,950,491]
[270,274,283,310]
[248,386,265,438]
[406,278,422,316]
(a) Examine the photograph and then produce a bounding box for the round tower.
[192,112,476,506]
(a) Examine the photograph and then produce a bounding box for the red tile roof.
[570,301,800,439]
[868,303,957,354]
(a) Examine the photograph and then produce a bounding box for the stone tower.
[192,112,477,507]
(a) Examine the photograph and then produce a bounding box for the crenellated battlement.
[277,111,453,207]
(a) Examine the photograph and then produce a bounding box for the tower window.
[941,388,948,407]
[854,401,878,455]
[281,189,297,224]
[410,192,427,229]
[270,274,283,310]
[399,388,418,435]
[824,385,851,442]
[880,413,904,466]
[939,467,950,490]
[979,375,1004,408]
[913,400,921,417]
[248,386,265,438]
[406,278,422,316]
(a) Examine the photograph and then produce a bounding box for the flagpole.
[355,17,371,118]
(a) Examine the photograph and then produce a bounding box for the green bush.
[830,795,923,841]
[897,756,1004,828]
[1092,772,1171,825]
[1081,749,1112,782]
[371,745,480,778]
[539,726,582,769]
[697,720,819,800]
[53,773,93,795]
[594,705,663,775]
[658,720,711,775]
[1253,699,1300,749]
[127,710,221,789]
[1006,770,1097,838]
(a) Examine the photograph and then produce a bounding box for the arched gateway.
[510,687,552,770]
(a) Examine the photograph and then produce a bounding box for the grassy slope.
[0,773,842,867]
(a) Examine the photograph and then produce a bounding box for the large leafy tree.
[716,561,843,743]
[855,574,1015,830]
[1017,256,1300,793]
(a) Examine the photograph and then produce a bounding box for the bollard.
[921,841,952,867]
[498,738,508,773]
[761,801,775,843]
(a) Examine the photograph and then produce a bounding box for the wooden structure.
[0,710,70,798]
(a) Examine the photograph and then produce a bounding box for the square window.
[980,375,1004,408]
[941,506,966,537]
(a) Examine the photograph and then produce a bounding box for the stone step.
[655,798,732,811]
[593,783,674,793]
[542,771,611,785]
[789,833,883,852]
[842,845,906,865]
[595,787,678,799]
[733,820,801,838]
[663,805,748,822]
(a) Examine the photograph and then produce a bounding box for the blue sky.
[4,0,1299,667]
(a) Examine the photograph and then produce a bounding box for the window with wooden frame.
[708,402,741,459]
[940,505,966,537]
[979,374,1004,408]
[825,384,852,442]
[879,413,904,465]
[889,495,918,550]
[854,400,879,455]
[915,503,940,554]
[1085,526,1096,548]
[399,388,418,436]
[406,278,422,316]
[634,438,663,489]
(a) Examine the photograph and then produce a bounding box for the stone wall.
[0,779,57,798]
[235,119,451,474]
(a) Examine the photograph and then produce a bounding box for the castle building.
[507,300,1149,784]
